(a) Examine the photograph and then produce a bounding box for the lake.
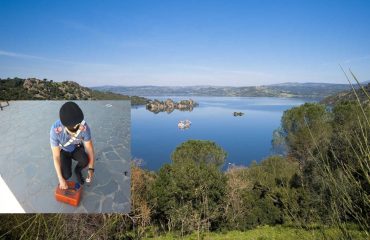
[131,97,312,171]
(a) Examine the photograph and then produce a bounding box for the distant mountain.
[321,83,370,105]
[0,77,149,105]
[92,82,351,99]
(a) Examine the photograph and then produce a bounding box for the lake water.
[131,97,312,171]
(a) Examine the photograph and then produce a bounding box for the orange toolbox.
[55,181,82,207]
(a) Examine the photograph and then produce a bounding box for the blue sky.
[0,0,369,86]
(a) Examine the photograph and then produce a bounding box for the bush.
[150,140,227,235]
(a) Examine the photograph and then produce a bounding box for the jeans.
[60,145,89,180]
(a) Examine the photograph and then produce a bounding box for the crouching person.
[50,101,95,189]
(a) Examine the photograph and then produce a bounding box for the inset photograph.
[0,100,131,213]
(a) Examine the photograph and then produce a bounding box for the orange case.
[55,181,82,207]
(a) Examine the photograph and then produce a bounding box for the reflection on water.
[177,119,192,130]
[132,97,313,170]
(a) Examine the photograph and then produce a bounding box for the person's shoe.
[74,167,85,185]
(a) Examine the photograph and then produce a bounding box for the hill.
[92,82,351,98]
[321,83,370,105]
[0,78,149,105]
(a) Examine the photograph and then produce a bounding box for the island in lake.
[146,98,198,113]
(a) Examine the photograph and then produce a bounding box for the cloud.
[0,50,47,60]
[0,49,118,68]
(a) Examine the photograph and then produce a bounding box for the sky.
[0,0,369,87]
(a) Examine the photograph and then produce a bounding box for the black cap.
[59,102,84,127]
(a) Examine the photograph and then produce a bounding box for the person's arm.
[51,146,68,189]
[84,140,95,181]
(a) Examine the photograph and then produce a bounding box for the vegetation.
[274,71,369,238]
[321,83,370,105]
[171,140,227,166]
[321,71,370,105]
[0,77,149,105]
[146,225,368,240]
[223,156,301,230]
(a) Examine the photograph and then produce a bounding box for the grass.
[144,225,368,240]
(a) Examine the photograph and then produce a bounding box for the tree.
[151,140,227,235]
[322,101,370,232]
[281,103,333,222]
[171,140,227,167]
[223,156,305,229]
[281,103,332,168]
[330,101,370,167]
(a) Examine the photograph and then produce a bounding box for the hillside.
[0,78,149,105]
[92,82,351,98]
[321,83,370,105]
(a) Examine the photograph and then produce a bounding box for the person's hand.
[86,169,94,183]
[59,178,68,190]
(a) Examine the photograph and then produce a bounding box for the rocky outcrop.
[0,77,149,105]
[1,77,150,105]
[146,98,198,113]
[23,78,92,100]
